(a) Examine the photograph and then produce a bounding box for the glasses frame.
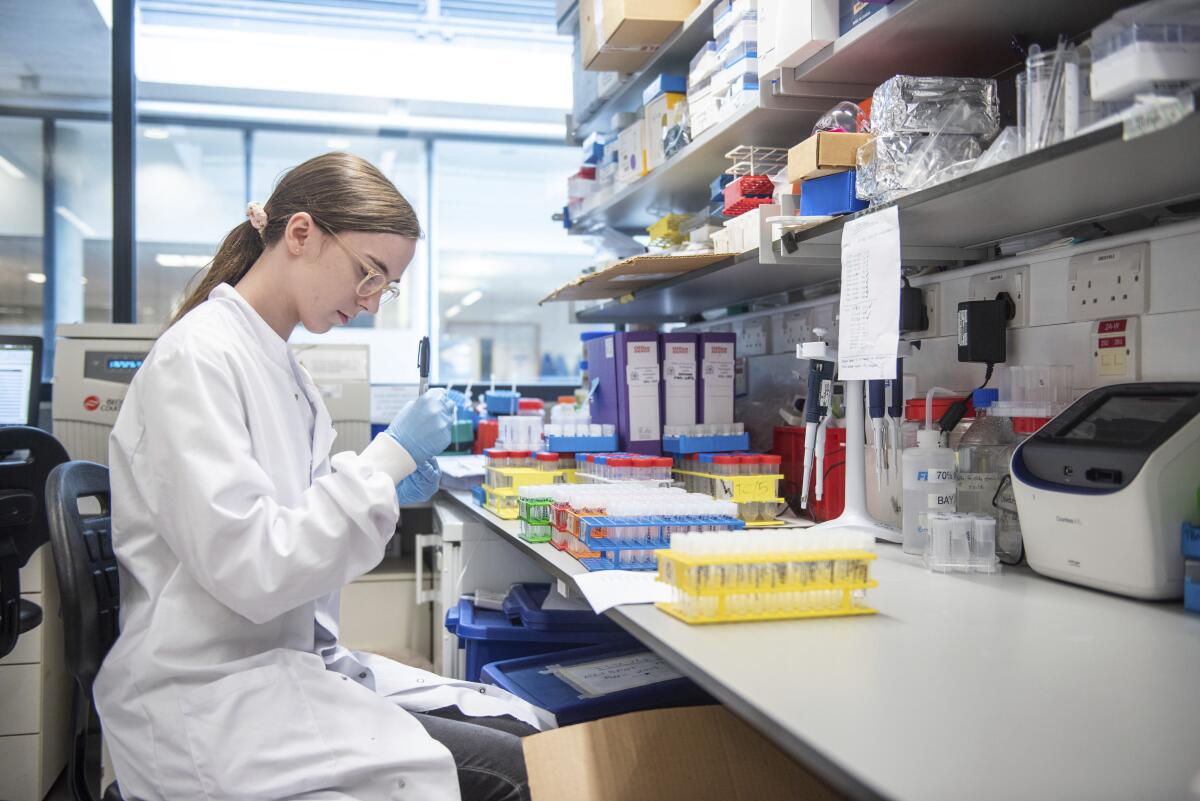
[326,228,402,304]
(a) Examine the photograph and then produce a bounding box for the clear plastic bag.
[855,132,983,203]
[971,126,1025,173]
[813,100,869,134]
[871,75,1000,137]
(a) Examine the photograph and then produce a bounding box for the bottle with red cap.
[536,451,559,473]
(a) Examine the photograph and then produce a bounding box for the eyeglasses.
[327,229,402,304]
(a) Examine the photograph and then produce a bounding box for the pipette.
[799,330,835,509]
[886,358,904,478]
[868,380,886,491]
[417,336,430,396]
[814,413,831,502]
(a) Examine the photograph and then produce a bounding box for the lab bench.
[437,487,1200,801]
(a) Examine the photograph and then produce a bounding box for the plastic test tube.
[536,452,559,472]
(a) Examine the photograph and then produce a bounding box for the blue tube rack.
[574,515,745,572]
[545,434,619,453]
[661,433,750,453]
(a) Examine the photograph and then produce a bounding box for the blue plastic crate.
[662,433,750,453]
[501,583,622,634]
[480,642,712,725]
[444,598,632,682]
[545,434,619,453]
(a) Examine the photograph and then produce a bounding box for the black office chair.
[0,426,68,659]
[0,427,69,801]
[45,460,123,801]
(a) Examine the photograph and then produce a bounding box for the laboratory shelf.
[439,485,1200,801]
[573,94,823,233]
[784,0,1133,97]
[571,0,1135,234]
[575,96,1200,324]
[570,0,724,142]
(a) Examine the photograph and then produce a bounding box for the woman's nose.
[360,293,381,315]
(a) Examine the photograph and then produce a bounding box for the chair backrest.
[0,426,69,658]
[45,460,117,696]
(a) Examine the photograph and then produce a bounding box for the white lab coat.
[94,284,552,801]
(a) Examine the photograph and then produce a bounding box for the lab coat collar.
[208,283,293,375]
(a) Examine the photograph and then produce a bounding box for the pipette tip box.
[544,434,619,453]
[662,433,750,453]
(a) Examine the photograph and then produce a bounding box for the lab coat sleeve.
[135,346,406,625]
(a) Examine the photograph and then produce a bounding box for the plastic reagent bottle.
[902,428,957,556]
[955,388,1015,521]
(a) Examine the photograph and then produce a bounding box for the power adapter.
[957,292,1015,363]
[899,282,929,333]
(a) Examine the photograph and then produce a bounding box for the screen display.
[0,344,36,425]
[1059,394,1192,444]
[107,358,144,370]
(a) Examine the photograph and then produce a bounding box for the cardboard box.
[689,83,721,136]
[758,0,838,76]
[661,332,699,427]
[524,705,845,801]
[615,120,646,185]
[699,332,736,424]
[643,91,686,171]
[581,0,699,72]
[642,73,687,104]
[787,131,872,182]
[586,333,662,455]
[838,0,893,35]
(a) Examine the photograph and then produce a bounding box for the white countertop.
[438,488,1200,801]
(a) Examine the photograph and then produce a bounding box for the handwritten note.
[837,205,901,380]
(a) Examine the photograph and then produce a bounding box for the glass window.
[433,140,606,385]
[252,132,430,384]
[136,124,246,324]
[0,117,44,338]
[56,120,113,324]
[0,2,111,379]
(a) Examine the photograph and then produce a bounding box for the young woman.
[95,152,551,801]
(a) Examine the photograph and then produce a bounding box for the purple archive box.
[585,333,663,455]
[660,332,699,428]
[698,332,737,424]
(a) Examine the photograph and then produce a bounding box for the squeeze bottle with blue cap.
[955,388,1015,520]
[902,428,957,556]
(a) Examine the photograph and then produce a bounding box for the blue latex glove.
[386,389,455,465]
[397,459,441,505]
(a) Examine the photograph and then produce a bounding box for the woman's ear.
[284,212,315,256]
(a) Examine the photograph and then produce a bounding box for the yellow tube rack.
[655,548,878,624]
[482,468,577,519]
[672,469,786,527]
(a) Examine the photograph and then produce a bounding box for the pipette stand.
[809,378,902,543]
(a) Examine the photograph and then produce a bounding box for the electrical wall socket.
[738,318,770,356]
[780,310,810,352]
[968,265,1029,328]
[1068,243,1148,321]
